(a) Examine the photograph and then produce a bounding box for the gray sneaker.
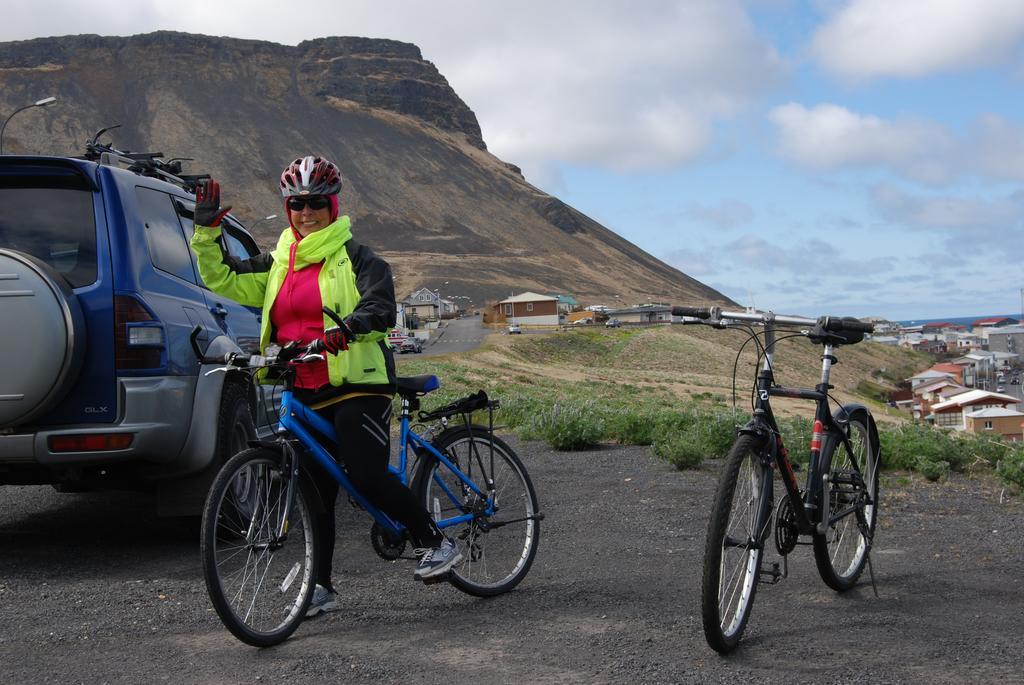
[305,584,339,618]
[413,539,463,581]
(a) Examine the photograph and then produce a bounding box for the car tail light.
[49,433,134,452]
[114,295,164,369]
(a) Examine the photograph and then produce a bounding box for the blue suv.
[0,146,273,514]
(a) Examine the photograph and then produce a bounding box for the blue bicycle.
[194,324,542,647]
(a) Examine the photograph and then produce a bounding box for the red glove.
[320,322,354,355]
[195,179,232,227]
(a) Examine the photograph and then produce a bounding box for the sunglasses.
[287,197,330,212]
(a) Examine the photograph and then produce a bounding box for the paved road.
[419,316,491,356]
[1,439,1021,683]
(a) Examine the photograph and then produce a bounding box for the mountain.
[0,31,731,308]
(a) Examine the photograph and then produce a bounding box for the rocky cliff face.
[0,31,729,308]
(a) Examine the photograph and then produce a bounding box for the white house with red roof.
[929,389,1019,430]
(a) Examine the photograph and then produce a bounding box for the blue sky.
[4,0,1024,320]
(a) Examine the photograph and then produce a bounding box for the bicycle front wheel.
[701,434,773,654]
[416,429,540,597]
[813,414,879,591]
[201,447,318,647]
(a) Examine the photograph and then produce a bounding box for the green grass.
[394,328,1023,492]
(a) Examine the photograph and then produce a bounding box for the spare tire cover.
[0,249,86,428]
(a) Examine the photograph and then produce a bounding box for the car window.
[136,186,197,284]
[219,219,260,260]
[174,200,257,259]
[0,180,97,288]
[173,202,260,288]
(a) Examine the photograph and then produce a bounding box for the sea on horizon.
[897,314,1021,328]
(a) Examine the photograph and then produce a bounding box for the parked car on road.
[0,142,271,515]
[398,337,423,354]
[507,324,522,334]
[573,318,592,325]
[605,318,621,328]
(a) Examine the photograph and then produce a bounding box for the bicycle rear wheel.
[813,414,879,591]
[201,447,318,647]
[701,434,773,654]
[415,429,540,597]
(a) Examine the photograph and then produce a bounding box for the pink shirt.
[269,241,329,389]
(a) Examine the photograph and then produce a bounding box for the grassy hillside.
[396,325,1024,492]
[400,324,924,422]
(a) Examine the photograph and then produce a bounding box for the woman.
[190,155,461,617]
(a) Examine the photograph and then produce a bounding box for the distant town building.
[987,325,1024,355]
[971,317,1019,330]
[929,389,1019,430]
[495,292,560,326]
[551,294,579,314]
[607,304,672,324]
[964,407,1024,442]
[404,287,457,321]
[907,369,957,390]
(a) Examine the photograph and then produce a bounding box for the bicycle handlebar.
[820,316,874,334]
[670,306,874,334]
[189,325,324,370]
[671,305,713,319]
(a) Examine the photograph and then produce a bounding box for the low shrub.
[691,407,746,459]
[879,423,958,471]
[996,448,1024,491]
[607,411,659,446]
[526,401,606,451]
[956,433,1009,469]
[653,432,705,470]
[917,456,950,482]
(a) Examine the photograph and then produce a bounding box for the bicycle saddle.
[396,374,441,397]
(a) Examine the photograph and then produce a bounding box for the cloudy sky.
[4,0,1024,320]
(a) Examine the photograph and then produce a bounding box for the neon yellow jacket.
[190,216,396,389]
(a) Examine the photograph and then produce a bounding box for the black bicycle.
[672,305,880,653]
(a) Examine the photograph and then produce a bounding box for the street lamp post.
[0,96,58,155]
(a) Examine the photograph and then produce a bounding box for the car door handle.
[210,304,229,317]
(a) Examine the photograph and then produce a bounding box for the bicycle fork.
[244,442,299,547]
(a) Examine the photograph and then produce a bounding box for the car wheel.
[216,381,256,463]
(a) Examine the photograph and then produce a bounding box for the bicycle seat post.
[818,343,837,390]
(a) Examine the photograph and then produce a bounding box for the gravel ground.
[1,438,1022,684]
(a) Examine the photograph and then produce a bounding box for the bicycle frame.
[276,388,496,540]
[739,320,862,537]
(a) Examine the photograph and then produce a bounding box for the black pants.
[302,394,442,589]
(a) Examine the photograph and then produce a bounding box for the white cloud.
[812,0,1024,78]
[771,105,1024,185]
[769,103,956,183]
[872,184,1024,234]
[722,234,894,274]
[0,1,787,183]
[418,1,788,179]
